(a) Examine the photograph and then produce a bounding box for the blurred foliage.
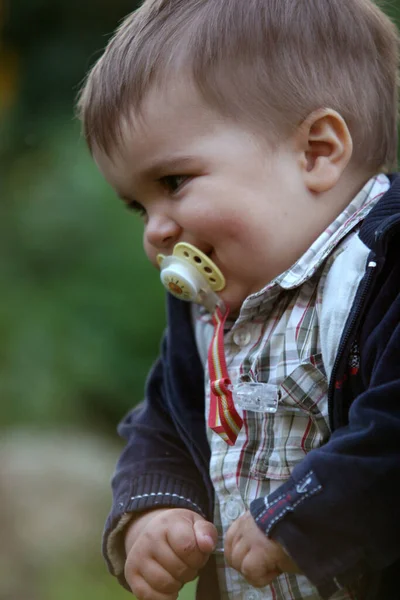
[0,0,166,431]
[0,2,170,598]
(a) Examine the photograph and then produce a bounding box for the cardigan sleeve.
[103,297,212,589]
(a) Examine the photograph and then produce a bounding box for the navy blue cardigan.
[105,175,400,599]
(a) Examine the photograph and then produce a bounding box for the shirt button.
[233,328,251,347]
[244,591,261,600]
[225,497,244,520]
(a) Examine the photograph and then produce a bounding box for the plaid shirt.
[193,175,390,600]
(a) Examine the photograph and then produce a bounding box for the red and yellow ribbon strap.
[208,306,243,445]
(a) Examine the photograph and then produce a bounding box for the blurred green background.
[0,1,174,599]
[1,1,400,599]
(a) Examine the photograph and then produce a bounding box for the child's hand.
[124,507,218,600]
[225,511,301,587]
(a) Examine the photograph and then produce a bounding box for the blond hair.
[78,0,399,170]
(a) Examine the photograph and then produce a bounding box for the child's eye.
[125,199,147,218]
[160,175,188,193]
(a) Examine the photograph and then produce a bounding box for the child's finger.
[137,557,184,595]
[166,519,206,568]
[152,543,199,584]
[125,571,179,600]
[193,518,218,554]
[240,551,282,588]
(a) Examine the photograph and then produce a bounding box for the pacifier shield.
[173,243,225,291]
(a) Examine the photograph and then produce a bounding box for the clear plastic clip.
[231,382,279,414]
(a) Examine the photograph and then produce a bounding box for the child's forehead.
[108,85,231,159]
[132,81,218,133]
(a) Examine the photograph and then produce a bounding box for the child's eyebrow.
[139,155,197,180]
[116,156,199,204]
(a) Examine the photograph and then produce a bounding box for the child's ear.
[296,109,353,193]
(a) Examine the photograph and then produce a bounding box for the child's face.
[95,84,328,314]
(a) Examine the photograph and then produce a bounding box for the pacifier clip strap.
[208,306,243,446]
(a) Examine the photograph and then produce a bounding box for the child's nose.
[145,213,181,250]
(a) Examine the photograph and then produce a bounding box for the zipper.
[327,255,377,429]
[328,211,400,429]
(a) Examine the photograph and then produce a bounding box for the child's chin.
[219,289,246,316]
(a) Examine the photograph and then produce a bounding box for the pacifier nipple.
[157,243,226,311]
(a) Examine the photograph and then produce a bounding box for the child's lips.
[204,246,215,259]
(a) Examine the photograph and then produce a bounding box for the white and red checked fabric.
[193,175,390,600]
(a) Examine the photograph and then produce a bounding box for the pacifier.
[157,242,226,312]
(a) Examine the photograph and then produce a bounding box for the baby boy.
[78,1,400,598]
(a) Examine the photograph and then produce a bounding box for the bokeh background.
[1,1,400,599]
[0,1,173,599]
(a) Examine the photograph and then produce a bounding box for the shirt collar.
[196,174,390,323]
[250,174,390,299]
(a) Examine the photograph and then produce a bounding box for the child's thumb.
[193,517,218,554]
